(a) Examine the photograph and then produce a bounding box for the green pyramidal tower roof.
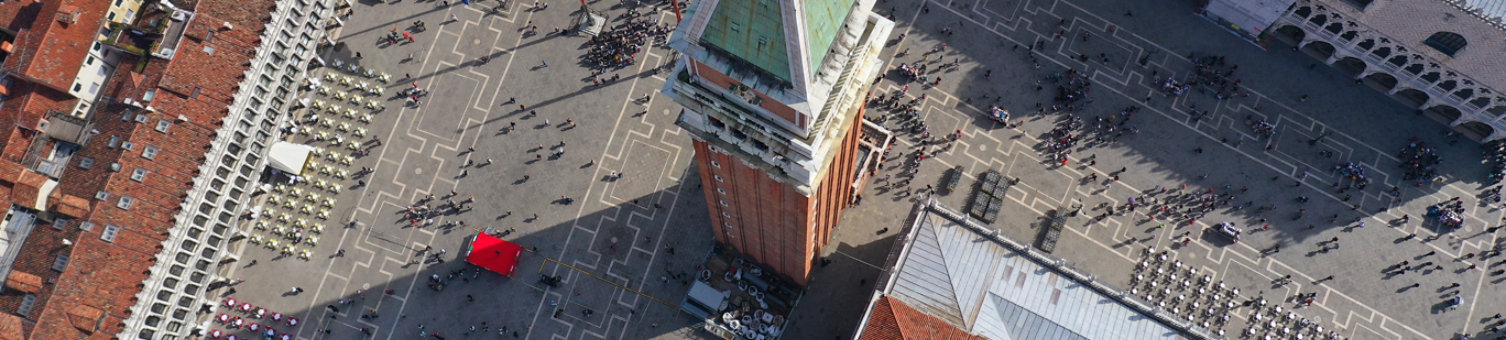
[698,0,856,84]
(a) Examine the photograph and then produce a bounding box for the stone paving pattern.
[216,0,1506,339]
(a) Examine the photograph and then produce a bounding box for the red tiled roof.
[63,304,103,334]
[0,159,17,204]
[4,0,110,92]
[3,271,41,294]
[0,159,22,185]
[8,171,46,210]
[0,313,27,340]
[46,190,90,218]
[21,0,278,337]
[859,296,986,340]
[195,0,271,34]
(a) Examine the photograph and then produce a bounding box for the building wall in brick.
[690,104,868,285]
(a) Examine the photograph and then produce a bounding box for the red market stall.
[466,233,523,277]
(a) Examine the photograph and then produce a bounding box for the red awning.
[466,233,523,277]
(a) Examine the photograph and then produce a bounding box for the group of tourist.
[582,17,668,70]
[1398,138,1442,183]
[1186,53,1245,100]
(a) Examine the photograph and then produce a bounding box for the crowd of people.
[1048,69,1093,109]
[1246,115,1276,138]
[582,17,668,70]
[1398,138,1442,183]
[1186,54,1245,100]
[1158,76,1189,97]
[1331,162,1372,190]
[1485,140,1506,184]
[401,192,475,229]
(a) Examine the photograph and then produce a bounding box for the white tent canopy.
[267,142,317,175]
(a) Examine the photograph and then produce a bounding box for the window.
[72,83,81,92]
[117,196,135,210]
[122,141,135,150]
[721,212,732,218]
[716,188,727,195]
[142,145,159,159]
[51,255,69,271]
[78,157,94,169]
[714,175,724,183]
[131,168,147,182]
[16,295,35,316]
[719,200,730,207]
[95,190,110,200]
[723,221,734,229]
[1423,32,1467,57]
[710,160,721,168]
[107,135,120,148]
[80,221,96,232]
[102,224,121,242]
[155,120,171,133]
[88,83,99,94]
[86,56,95,65]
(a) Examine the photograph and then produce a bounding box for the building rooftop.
[672,0,874,136]
[1,0,110,92]
[1458,0,1506,24]
[855,202,1199,340]
[7,0,274,337]
[665,0,892,191]
[858,295,986,340]
[699,0,792,83]
[682,246,802,339]
[0,0,109,165]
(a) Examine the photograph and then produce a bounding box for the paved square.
[213,0,1505,339]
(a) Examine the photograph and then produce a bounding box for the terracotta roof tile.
[3,271,41,294]
[859,295,903,340]
[0,313,27,340]
[859,296,986,340]
[8,0,110,91]
[0,159,22,184]
[9,171,46,210]
[64,304,103,334]
[47,191,90,218]
[21,0,276,337]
